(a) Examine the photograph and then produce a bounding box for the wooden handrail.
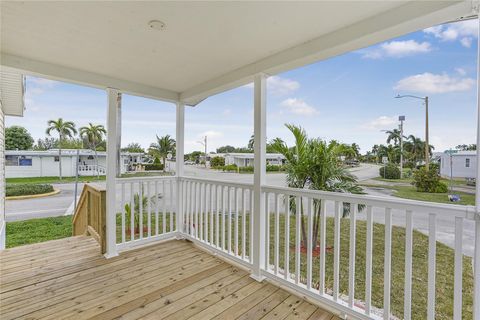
[72,183,107,254]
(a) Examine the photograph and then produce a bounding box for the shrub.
[412,167,446,193]
[210,156,225,168]
[239,166,254,173]
[222,164,238,172]
[403,161,415,169]
[6,184,54,197]
[144,163,164,171]
[379,164,400,179]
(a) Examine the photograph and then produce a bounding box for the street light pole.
[399,116,405,178]
[424,96,429,170]
[197,136,208,168]
[395,94,430,171]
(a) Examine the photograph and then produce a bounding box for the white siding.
[0,104,5,249]
[440,154,477,179]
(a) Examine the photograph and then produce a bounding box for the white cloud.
[362,40,432,59]
[363,116,397,130]
[394,72,475,94]
[280,98,318,116]
[222,108,232,116]
[455,67,467,76]
[244,76,300,95]
[200,130,223,139]
[424,20,478,48]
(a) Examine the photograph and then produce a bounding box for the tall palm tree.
[385,129,404,146]
[248,134,255,150]
[149,135,176,167]
[46,118,77,180]
[79,123,107,178]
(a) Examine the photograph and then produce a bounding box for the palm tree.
[46,118,77,179]
[248,134,255,150]
[79,123,106,178]
[149,135,176,167]
[272,124,362,245]
[385,129,404,146]
[351,143,360,159]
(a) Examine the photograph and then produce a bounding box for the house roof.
[5,149,144,157]
[0,1,475,105]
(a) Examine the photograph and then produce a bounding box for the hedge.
[6,184,54,197]
[379,164,401,179]
[144,163,164,171]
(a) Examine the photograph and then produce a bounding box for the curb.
[6,189,61,201]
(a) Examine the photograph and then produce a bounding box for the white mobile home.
[211,153,285,168]
[439,151,476,179]
[5,149,144,178]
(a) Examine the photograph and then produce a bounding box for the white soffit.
[0,67,24,117]
[0,1,476,105]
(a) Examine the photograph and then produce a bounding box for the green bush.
[144,163,164,171]
[379,164,401,179]
[239,166,254,173]
[403,161,415,169]
[6,184,54,197]
[412,167,446,193]
[222,164,238,172]
[266,164,285,172]
[210,156,225,168]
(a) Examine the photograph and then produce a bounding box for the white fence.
[116,176,177,250]
[78,164,106,176]
[114,176,478,320]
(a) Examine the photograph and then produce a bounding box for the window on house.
[54,156,60,162]
[5,155,32,166]
[466,158,470,168]
[5,155,19,166]
[18,157,32,166]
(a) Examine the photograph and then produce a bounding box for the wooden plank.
[187,281,266,320]
[0,240,189,300]
[0,247,200,315]
[112,269,250,319]
[307,308,334,320]
[153,275,253,320]
[87,264,237,320]
[212,283,278,320]
[262,295,305,320]
[236,288,290,320]
[283,301,318,320]
[20,256,222,320]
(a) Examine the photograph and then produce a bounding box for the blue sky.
[7,20,478,154]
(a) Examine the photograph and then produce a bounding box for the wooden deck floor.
[0,236,336,320]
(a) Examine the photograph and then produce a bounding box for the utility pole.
[399,115,405,178]
[198,136,208,167]
[425,96,429,170]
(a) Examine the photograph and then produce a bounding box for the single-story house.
[439,150,476,179]
[211,153,285,168]
[5,149,144,178]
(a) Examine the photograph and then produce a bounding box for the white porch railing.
[114,176,477,320]
[78,164,106,175]
[115,176,177,251]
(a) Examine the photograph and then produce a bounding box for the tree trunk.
[58,136,63,180]
[94,147,99,180]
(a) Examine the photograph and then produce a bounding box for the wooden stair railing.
[72,183,107,254]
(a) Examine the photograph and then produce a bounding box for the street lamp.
[398,115,405,178]
[395,94,430,170]
[197,136,207,168]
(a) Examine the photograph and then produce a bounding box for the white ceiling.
[0,1,475,105]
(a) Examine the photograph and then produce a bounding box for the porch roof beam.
[1,53,180,103]
[180,1,475,105]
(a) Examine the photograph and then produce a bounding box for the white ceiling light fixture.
[148,20,166,31]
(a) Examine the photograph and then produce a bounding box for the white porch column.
[251,73,267,281]
[176,102,185,235]
[473,16,480,320]
[105,88,121,258]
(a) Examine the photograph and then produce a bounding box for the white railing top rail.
[262,184,476,219]
[116,175,175,183]
[181,176,254,190]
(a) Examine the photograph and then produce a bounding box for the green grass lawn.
[6,216,72,248]
[6,175,105,184]
[6,211,473,319]
[362,183,475,206]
